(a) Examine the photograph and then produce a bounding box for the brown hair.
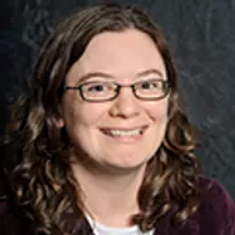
[6,3,200,234]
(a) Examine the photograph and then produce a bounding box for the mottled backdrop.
[1,0,235,199]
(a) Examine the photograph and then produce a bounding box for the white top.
[86,215,155,235]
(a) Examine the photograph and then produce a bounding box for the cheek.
[61,102,108,150]
[63,101,109,129]
[145,99,169,122]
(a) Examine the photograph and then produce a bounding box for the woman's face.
[60,29,169,172]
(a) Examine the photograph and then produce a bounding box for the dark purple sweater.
[0,177,234,235]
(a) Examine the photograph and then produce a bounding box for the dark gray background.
[1,0,235,199]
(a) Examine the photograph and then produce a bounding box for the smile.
[107,129,142,136]
[100,126,148,137]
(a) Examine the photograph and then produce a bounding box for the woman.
[0,3,234,235]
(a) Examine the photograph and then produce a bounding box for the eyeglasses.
[64,79,171,102]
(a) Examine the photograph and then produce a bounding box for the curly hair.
[5,3,200,235]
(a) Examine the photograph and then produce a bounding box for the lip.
[99,125,148,132]
[99,125,149,143]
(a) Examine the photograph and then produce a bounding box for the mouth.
[100,125,148,138]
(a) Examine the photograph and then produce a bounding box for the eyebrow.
[77,69,164,83]
[137,69,164,78]
[77,72,114,83]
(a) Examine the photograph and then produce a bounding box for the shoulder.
[198,177,234,215]
[197,177,235,234]
[0,197,32,235]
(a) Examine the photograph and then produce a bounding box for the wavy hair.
[5,3,200,234]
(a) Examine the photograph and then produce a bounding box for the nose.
[109,87,140,118]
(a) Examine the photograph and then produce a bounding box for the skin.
[60,29,170,227]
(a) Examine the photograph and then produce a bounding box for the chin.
[101,156,150,173]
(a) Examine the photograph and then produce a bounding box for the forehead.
[66,29,166,83]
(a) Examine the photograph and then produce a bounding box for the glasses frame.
[64,79,171,102]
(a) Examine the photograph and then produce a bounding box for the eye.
[87,83,106,93]
[139,79,162,90]
[82,81,116,97]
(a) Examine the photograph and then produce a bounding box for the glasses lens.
[134,79,169,99]
[80,81,117,101]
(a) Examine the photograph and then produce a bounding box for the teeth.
[109,129,141,136]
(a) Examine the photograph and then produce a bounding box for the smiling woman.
[1,3,234,235]
[60,29,169,173]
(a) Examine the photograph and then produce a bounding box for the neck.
[71,157,147,227]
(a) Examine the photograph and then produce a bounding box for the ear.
[56,117,65,128]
